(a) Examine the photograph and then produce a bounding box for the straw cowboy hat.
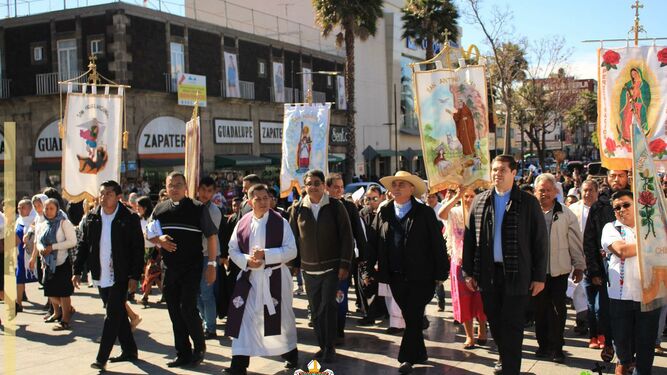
[379,171,426,197]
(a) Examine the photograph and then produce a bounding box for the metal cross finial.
[442,28,452,44]
[631,0,645,46]
[87,55,100,85]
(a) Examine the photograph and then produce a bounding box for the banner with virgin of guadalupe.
[280,103,331,198]
[413,65,491,193]
[599,46,667,170]
[62,91,123,202]
[631,122,667,310]
[184,116,201,199]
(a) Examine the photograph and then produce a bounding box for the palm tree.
[401,0,460,61]
[312,0,383,182]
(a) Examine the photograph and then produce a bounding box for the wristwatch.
[207,261,217,267]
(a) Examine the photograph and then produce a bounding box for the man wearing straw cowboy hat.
[366,171,449,374]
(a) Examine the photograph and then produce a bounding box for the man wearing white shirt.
[73,181,145,371]
[600,190,661,375]
[223,184,298,375]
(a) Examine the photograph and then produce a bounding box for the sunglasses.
[613,202,632,211]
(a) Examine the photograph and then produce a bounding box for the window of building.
[170,42,185,77]
[497,128,504,138]
[57,39,78,81]
[258,60,267,78]
[90,39,103,56]
[33,46,43,62]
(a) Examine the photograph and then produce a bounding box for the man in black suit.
[73,180,145,371]
[367,171,449,374]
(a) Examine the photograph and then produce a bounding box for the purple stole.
[226,209,284,338]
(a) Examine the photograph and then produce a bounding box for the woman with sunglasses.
[600,190,661,374]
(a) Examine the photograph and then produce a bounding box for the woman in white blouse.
[33,198,77,330]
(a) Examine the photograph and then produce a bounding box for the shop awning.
[261,153,282,166]
[376,149,396,158]
[400,149,423,159]
[215,155,272,169]
[328,153,346,163]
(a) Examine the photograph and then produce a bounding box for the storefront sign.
[177,73,207,107]
[260,121,283,144]
[138,116,186,156]
[35,120,63,159]
[215,119,253,144]
[330,125,349,145]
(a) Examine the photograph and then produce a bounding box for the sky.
[453,0,667,80]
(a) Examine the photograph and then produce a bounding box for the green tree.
[401,0,460,60]
[565,91,597,157]
[313,0,384,182]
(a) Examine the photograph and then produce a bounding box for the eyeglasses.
[613,202,632,211]
[305,181,322,187]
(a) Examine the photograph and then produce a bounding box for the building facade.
[0,3,348,197]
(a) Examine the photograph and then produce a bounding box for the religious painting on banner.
[631,122,667,310]
[413,65,490,193]
[280,103,331,198]
[184,116,201,199]
[62,92,123,202]
[273,62,285,102]
[598,46,667,171]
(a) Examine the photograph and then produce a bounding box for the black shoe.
[358,317,376,326]
[437,299,445,312]
[109,352,138,363]
[222,368,247,375]
[166,357,191,368]
[15,304,23,313]
[399,362,413,374]
[552,350,565,363]
[203,331,217,340]
[90,361,106,371]
[284,360,298,369]
[493,361,502,374]
[323,348,336,363]
[314,349,324,359]
[535,348,550,358]
[422,316,430,330]
[190,350,205,366]
[386,327,405,335]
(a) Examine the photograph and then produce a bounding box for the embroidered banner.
[599,46,667,170]
[631,122,667,310]
[413,65,491,193]
[272,62,285,103]
[184,116,201,199]
[62,92,123,202]
[280,103,331,198]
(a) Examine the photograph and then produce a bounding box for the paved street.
[2,280,667,375]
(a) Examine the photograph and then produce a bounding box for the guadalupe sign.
[413,65,491,192]
[598,46,667,170]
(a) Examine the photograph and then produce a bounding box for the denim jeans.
[197,257,218,333]
[609,298,660,374]
[657,305,667,345]
[583,276,611,340]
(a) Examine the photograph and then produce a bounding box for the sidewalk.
[1,281,666,374]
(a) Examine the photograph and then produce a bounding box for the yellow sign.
[177,73,207,107]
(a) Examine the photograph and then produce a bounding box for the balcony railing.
[36,71,86,95]
[285,88,300,103]
[164,73,178,93]
[0,79,10,99]
[219,80,255,100]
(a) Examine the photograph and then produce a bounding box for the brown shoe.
[614,363,628,375]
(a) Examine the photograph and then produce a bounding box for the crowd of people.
[1,155,666,375]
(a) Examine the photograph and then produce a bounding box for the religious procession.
[2,1,667,375]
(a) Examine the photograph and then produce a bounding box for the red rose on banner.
[639,191,657,207]
[604,137,617,156]
[601,50,620,71]
[658,48,667,67]
[649,138,667,158]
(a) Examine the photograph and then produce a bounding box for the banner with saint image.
[631,122,667,310]
[599,46,667,170]
[280,103,331,198]
[413,65,491,193]
[62,92,123,202]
